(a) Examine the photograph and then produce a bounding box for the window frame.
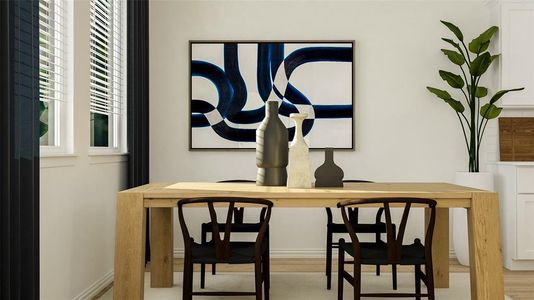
[88,0,127,155]
[39,0,73,156]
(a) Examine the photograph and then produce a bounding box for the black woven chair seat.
[337,198,437,299]
[341,241,426,265]
[191,241,267,264]
[330,222,388,233]
[178,197,272,299]
[202,222,262,233]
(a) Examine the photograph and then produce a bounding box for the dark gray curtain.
[0,0,40,299]
[127,0,150,262]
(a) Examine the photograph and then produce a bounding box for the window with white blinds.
[39,0,65,147]
[89,0,126,148]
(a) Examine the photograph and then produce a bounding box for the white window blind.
[39,0,65,146]
[89,0,124,117]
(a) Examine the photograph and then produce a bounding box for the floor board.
[96,258,534,299]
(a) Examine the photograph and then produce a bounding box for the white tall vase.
[287,113,312,188]
[453,171,495,266]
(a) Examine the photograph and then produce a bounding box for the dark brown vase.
[314,148,344,187]
[256,100,288,186]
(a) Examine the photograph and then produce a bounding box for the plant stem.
[469,76,478,172]
[476,98,484,139]
[456,112,470,155]
[478,118,489,150]
[459,66,471,106]
[460,112,471,130]
[460,41,472,66]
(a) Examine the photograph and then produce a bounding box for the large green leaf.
[441,20,464,41]
[469,40,490,54]
[480,103,502,119]
[40,101,47,117]
[468,26,498,54]
[441,38,463,53]
[39,120,48,138]
[427,86,452,100]
[468,85,488,98]
[427,87,464,112]
[476,86,488,98]
[445,99,465,113]
[469,52,492,77]
[441,49,465,65]
[439,70,464,88]
[489,88,525,104]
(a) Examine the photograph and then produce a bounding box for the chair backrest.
[326,180,373,223]
[217,180,255,223]
[337,198,437,263]
[178,197,273,261]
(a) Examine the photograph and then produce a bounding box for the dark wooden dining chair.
[325,180,397,290]
[337,198,436,300]
[200,180,269,289]
[178,197,273,300]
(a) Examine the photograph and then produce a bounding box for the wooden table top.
[121,182,492,208]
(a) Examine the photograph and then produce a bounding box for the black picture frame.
[189,40,355,151]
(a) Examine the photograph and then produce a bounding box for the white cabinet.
[517,195,534,259]
[501,3,534,107]
[494,162,534,270]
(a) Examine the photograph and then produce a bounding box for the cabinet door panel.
[501,4,534,107]
[517,195,534,259]
[517,167,534,193]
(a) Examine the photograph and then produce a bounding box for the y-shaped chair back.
[338,197,436,264]
[178,197,272,261]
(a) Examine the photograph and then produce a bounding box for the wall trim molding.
[73,270,114,300]
[174,248,458,259]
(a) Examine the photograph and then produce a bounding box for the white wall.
[149,0,499,255]
[40,1,127,299]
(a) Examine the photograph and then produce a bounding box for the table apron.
[143,198,471,208]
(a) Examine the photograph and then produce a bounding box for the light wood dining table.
[113,182,504,300]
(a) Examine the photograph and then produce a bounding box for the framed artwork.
[189,40,354,149]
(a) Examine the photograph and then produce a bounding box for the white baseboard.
[71,248,455,299]
[73,270,114,300]
[174,248,458,259]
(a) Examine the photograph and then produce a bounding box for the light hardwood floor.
[95,258,534,299]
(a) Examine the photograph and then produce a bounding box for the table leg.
[425,207,449,288]
[150,207,174,287]
[114,192,146,300]
[467,192,504,300]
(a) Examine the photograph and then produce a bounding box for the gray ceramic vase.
[256,100,288,186]
[314,148,344,187]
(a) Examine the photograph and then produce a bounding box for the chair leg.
[326,226,333,289]
[375,232,380,276]
[266,239,271,290]
[255,260,263,300]
[425,261,435,300]
[353,260,361,300]
[337,241,344,300]
[392,264,398,290]
[212,263,216,275]
[415,265,421,300]
[263,249,270,299]
[390,226,397,290]
[263,262,270,300]
[201,228,206,288]
[183,257,193,300]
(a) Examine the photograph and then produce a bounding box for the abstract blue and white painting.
[190,41,354,149]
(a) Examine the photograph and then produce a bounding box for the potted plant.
[427,20,523,265]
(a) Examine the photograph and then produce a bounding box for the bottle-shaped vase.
[256,100,288,186]
[314,147,344,187]
[287,113,312,188]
